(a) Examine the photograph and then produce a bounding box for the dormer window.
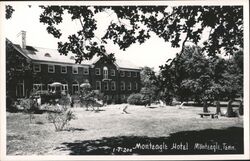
[70,56,75,60]
[44,53,51,57]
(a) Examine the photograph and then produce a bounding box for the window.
[61,66,67,73]
[95,68,101,75]
[111,81,116,91]
[61,84,68,93]
[134,82,138,90]
[104,81,109,91]
[16,80,24,98]
[111,69,115,76]
[103,66,108,79]
[121,81,125,91]
[128,71,131,77]
[128,82,132,90]
[44,53,51,57]
[134,72,138,77]
[33,84,44,91]
[120,71,125,77]
[72,81,79,94]
[47,84,53,92]
[33,64,41,72]
[83,67,89,75]
[96,81,101,90]
[48,65,55,73]
[72,66,78,74]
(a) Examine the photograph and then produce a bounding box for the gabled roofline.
[6,38,31,60]
[6,38,140,70]
[91,53,120,68]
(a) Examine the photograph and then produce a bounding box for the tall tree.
[140,66,159,102]
[6,40,34,97]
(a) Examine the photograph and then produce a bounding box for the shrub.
[127,93,148,105]
[40,91,61,104]
[59,95,71,109]
[19,98,39,123]
[6,96,17,112]
[127,93,142,105]
[140,95,151,106]
[46,104,76,131]
[19,98,39,112]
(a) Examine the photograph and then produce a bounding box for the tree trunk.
[216,101,221,115]
[239,101,243,115]
[203,100,208,113]
[226,99,234,117]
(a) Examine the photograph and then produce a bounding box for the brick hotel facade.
[6,38,141,103]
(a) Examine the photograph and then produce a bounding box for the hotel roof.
[8,39,140,70]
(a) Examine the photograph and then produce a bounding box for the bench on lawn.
[198,113,218,119]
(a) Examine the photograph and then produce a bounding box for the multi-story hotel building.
[6,38,141,103]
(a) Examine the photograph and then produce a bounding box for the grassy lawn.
[7,104,243,155]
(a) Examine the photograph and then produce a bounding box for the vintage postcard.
[0,0,249,160]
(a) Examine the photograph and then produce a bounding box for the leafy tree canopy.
[5,5,14,19]
[159,45,243,103]
[36,5,243,63]
[140,66,160,101]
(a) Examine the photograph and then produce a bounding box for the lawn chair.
[159,100,165,107]
[122,105,129,114]
[220,109,227,116]
[178,102,186,109]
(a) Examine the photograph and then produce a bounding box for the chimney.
[21,30,26,49]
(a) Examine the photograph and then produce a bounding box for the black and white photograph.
[0,0,249,160]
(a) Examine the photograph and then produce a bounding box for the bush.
[30,90,61,105]
[127,93,150,105]
[18,98,39,123]
[59,95,71,108]
[19,98,39,112]
[46,104,76,131]
[127,93,142,105]
[6,96,17,112]
[141,95,151,106]
[41,91,61,104]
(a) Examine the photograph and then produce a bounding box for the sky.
[4,4,206,71]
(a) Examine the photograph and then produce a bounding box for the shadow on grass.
[64,128,86,132]
[147,106,158,109]
[56,127,243,155]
